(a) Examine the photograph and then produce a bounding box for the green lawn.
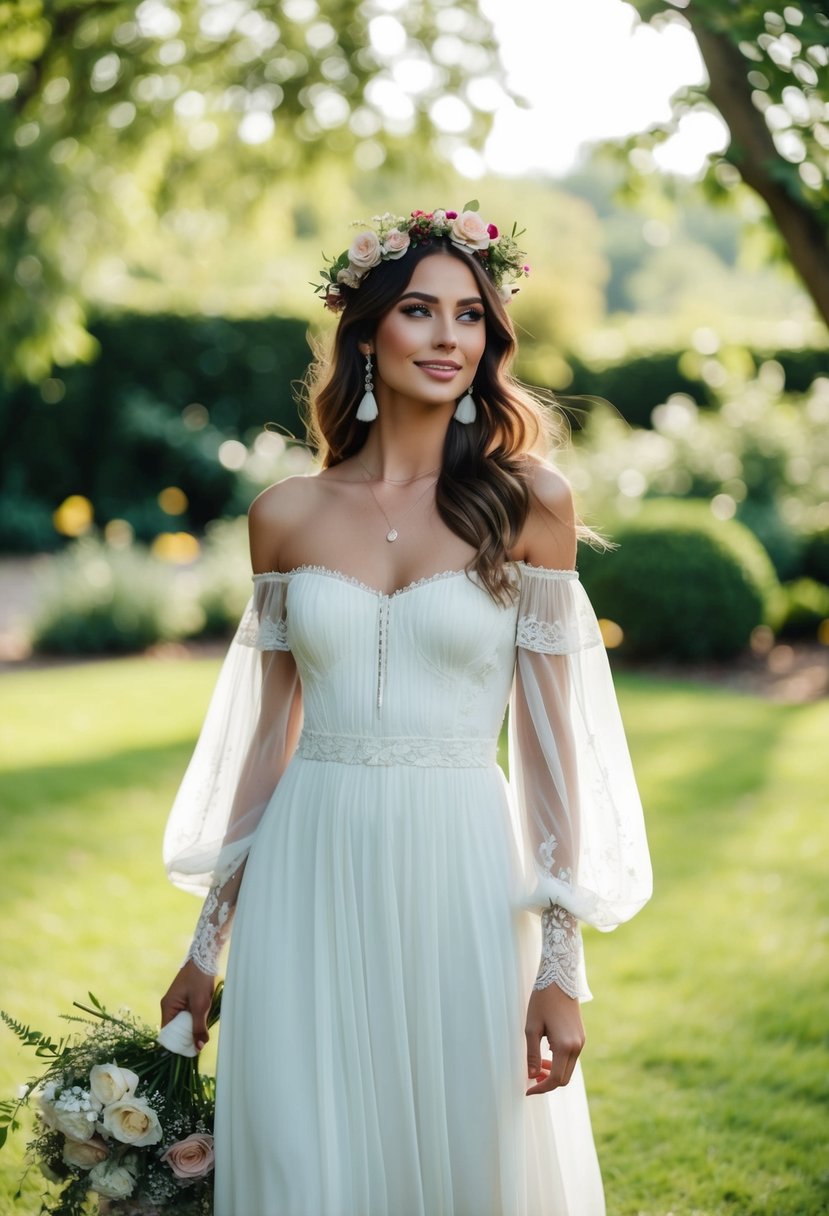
[1,658,827,1215]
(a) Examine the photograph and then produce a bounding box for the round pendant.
[386,528,398,542]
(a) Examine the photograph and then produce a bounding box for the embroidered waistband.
[295,730,497,768]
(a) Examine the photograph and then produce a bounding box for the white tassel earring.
[453,389,476,424]
[356,352,378,422]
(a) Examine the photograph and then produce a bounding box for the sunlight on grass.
[1,659,827,1215]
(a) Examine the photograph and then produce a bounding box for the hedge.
[0,312,312,548]
[578,499,781,661]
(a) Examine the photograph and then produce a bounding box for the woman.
[161,205,652,1215]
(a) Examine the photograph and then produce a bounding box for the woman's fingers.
[526,1045,574,1094]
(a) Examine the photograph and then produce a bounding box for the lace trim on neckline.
[252,565,473,599]
[251,560,578,595]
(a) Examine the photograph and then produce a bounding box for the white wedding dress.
[163,561,651,1216]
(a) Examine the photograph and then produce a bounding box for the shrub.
[801,528,829,585]
[564,381,829,578]
[0,493,61,554]
[191,516,252,637]
[577,499,780,661]
[31,538,200,655]
[778,578,829,639]
[0,312,312,549]
[563,346,829,430]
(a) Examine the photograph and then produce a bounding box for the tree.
[0,0,506,382]
[621,1,829,329]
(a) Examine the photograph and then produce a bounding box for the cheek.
[464,326,487,365]
[375,315,416,363]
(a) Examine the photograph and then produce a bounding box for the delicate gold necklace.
[359,468,437,543]
[356,455,440,485]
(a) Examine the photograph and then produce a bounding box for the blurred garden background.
[1,1,828,1213]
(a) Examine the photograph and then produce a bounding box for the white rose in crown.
[89,1063,139,1106]
[102,1096,163,1146]
[381,228,411,259]
[62,1134,110,1169]
[450,210,491,252]
[157,1009,199,1057]
[347,230,382,271]
[89,1157,137,1200]
[337,264,363,288]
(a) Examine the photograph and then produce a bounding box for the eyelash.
[401,304,484,322]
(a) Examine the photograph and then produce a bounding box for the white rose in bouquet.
[37,1088,59,1130]
[62,1134,109,1169]
[89,1157,137,1200]
[102,1096,163,1146]
[90,1063,139,1105]
[53,1086,101,1141]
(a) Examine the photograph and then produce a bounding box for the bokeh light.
[53,495,94,537]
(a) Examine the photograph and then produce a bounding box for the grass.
[1,657,827,1215]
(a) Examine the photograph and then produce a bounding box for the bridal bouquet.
[0,988,221,1216]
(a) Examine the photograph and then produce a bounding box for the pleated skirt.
[214,756,605,1216]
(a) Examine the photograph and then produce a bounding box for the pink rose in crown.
[381,228,411,259]
[445,210,458,219]
[487,223,499,239]
[450,210,491,252]
[161,1132,215,1180]
[347,230,382,271]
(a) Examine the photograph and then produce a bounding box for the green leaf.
[462,199,479,212]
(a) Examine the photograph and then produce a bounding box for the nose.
[433,315,458,351]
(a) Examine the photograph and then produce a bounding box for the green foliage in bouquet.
[0,989,221,1216]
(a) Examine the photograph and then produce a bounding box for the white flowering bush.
[564,375,829,581]
[1,990,221,1216]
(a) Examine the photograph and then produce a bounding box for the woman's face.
[366,252,487,410]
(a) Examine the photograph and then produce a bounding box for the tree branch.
[686,9,829,329]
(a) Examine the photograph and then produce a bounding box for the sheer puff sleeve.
[163,573,302,974]
[509,563,652,999]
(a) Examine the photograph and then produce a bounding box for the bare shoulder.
[514,455,577,571]
[525,455,575,522]
[248,474,322,574]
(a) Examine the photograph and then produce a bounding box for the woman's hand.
[160,961,216,1051]
[524,983,585,1096]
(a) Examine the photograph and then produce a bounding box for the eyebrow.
[398,291,484,306]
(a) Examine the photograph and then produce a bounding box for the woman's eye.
[461,309,485,322]
[401,304,430,317]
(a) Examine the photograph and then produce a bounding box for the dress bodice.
[278,567,518,752]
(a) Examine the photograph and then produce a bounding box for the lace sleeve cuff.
[532,903,590,1000]
[185,883,235,976]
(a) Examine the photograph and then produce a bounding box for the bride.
[160,205,652,1215]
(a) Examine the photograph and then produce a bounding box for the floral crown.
[314,200,529,313]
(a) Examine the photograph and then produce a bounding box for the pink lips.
[415,361,461,381]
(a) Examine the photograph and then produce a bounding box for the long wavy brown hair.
[304,239,560,604]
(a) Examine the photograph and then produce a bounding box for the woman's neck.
[357,408,449,482]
